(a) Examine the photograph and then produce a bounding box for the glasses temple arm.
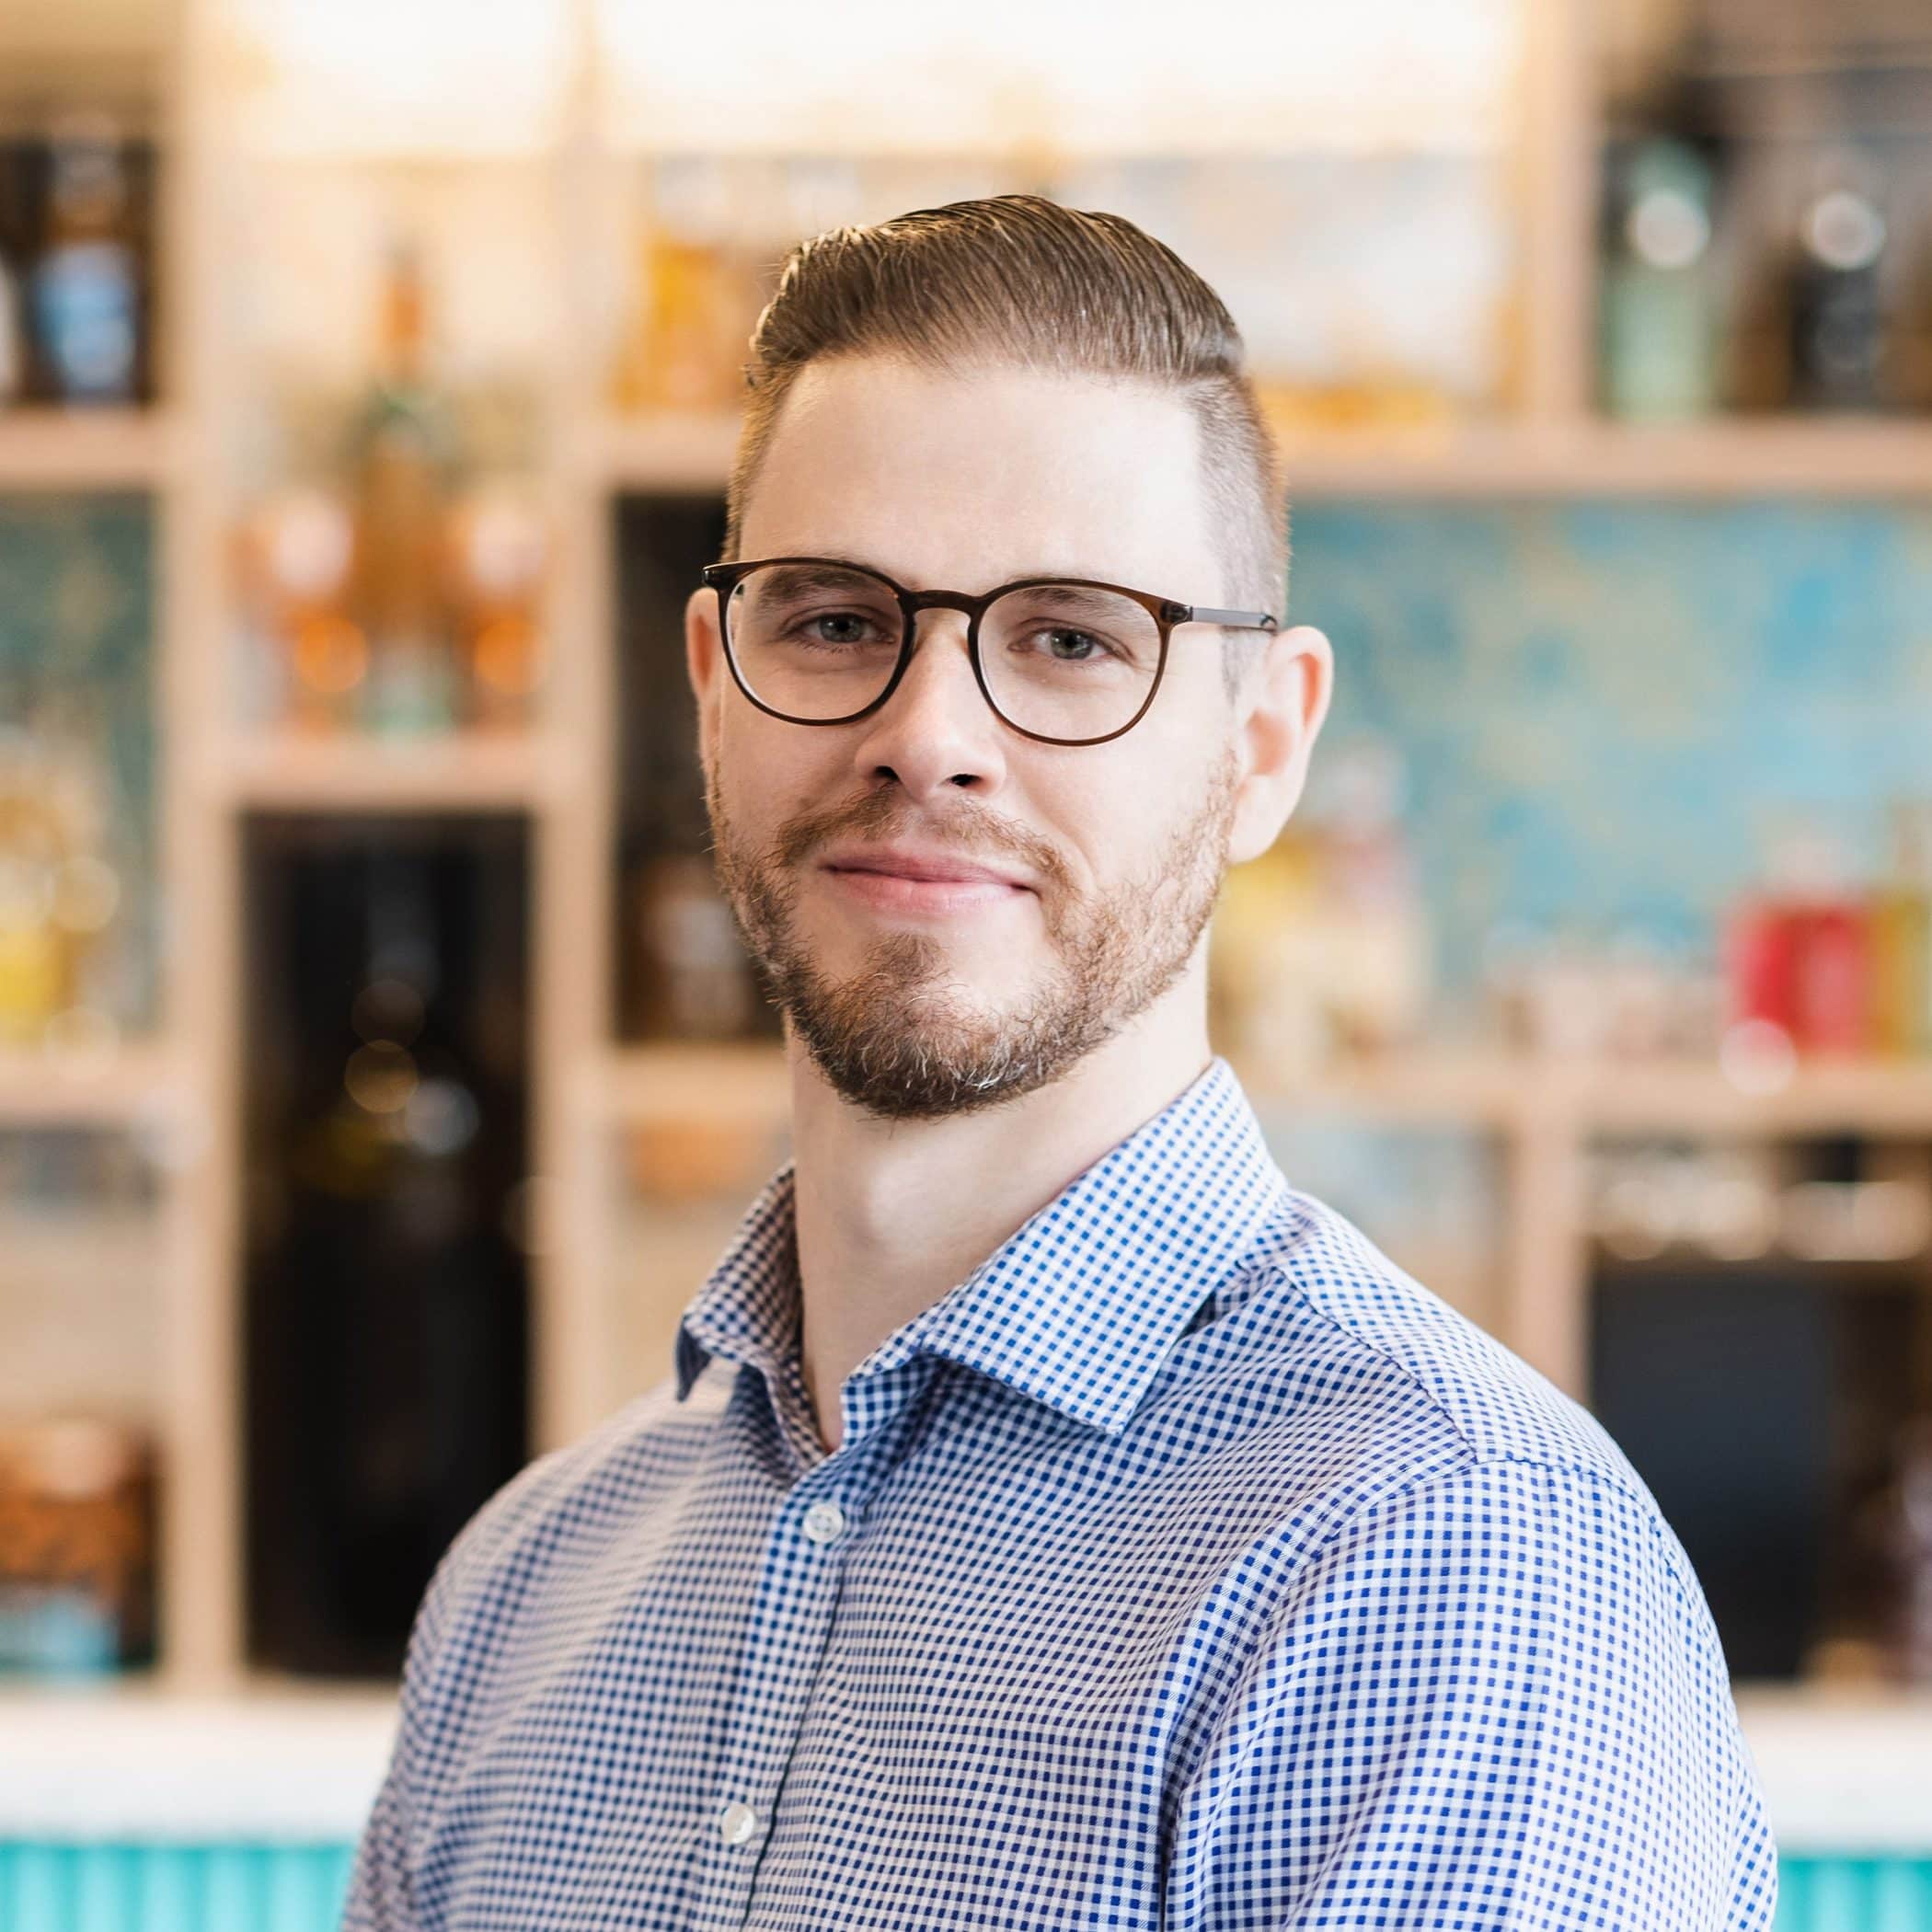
[1185,606,1278,631]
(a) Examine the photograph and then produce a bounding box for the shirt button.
[718,1800,759,1846]
[802,1500,846,1545]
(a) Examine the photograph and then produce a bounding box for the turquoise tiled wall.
[1289,500,1932,997]
[0,1844,355,1932]
[0,1843,1927,1930]
[1775,1857,1932,1931]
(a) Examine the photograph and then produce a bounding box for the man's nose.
[845,609,1010,798]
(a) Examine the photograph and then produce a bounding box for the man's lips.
[816,843,1034,890]
[817,844,1035,915]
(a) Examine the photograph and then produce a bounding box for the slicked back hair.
[721,193,1288,702]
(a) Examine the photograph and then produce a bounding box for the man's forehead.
[740,355,1218,593]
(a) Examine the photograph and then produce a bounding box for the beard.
[705,745,1241,1123]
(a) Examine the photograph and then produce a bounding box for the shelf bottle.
[344,234,457,737]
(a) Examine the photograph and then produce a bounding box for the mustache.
[774,788,1066,889]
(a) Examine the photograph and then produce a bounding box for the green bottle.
[1600,137,1718,420]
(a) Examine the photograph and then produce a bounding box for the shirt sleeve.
[1165,1456,1781,1931]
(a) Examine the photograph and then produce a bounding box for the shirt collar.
[674,1055,1288,1436]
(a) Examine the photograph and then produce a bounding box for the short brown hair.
[722,193,1287,698]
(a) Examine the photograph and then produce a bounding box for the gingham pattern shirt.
[343,1054,1778,1930]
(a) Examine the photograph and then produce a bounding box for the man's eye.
[1026,628,1114,661]
[797,610,885,644]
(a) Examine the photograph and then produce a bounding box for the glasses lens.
[979,584,1163,741]
[724,562,903,720]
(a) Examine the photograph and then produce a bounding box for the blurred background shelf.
[597,1040,1932,1139]
[1,19,1930,1912]
[0,1044,183,1128]
[598,411,1932,500]
[0,409,179,491]
[209,729,560,813]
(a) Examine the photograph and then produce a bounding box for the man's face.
[686,354,1265,1122]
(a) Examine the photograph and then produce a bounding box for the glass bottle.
[344,234,457,737]
[29,110,139,407]
[1599,136,1719,420]
[1788,152,1890,412]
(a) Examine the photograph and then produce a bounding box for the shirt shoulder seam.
[1271,1245,1491,1463]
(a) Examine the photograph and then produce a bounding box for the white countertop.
[0,1676,1928,1852]
[1731,1683,1932,1854]
[0,1677,402,1841]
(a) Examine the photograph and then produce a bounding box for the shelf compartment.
[239,812,533,1678]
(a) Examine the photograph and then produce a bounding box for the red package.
[1792,900,1872,1055]
[1723,893,1800,1040]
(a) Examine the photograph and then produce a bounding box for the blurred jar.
[0,1413,155,1676]
[613,158,749,415]
[0,726,121,1052]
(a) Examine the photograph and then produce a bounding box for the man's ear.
[1225,624,1333,867]
[685,583,724,785]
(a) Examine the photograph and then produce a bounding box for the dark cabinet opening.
[1591,1256,1928,1683]
[240,811,532,1676]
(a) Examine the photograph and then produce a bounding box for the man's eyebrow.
[760,558,892,590]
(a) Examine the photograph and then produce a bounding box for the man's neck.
[787,999,1213,1455]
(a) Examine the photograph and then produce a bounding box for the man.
[344,195,1777,1929]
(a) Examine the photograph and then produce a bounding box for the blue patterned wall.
[0,495,158,1032]
[1286,500,1932,999]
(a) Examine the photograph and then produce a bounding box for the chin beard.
[707,753,1239,1123]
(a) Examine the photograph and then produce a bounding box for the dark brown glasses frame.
[700,555,1279,748]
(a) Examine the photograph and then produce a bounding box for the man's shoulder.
[1168,1190,1737,1687]
[1187,1184,1664,1535]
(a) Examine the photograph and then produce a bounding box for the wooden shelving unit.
[0,1044,184,1129]
[206,728,560,812]
[598,1038,1932,1139]
[598,409,1932,500]
[3,0,1928,1700]
[0,407,183,489]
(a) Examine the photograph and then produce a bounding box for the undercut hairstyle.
[721,192,1289,699]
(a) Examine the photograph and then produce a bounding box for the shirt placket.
[689,1359,931,1931]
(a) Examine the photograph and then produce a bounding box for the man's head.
[684,194,1331,1121]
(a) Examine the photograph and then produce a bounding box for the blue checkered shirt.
[343,1054,1778,1928]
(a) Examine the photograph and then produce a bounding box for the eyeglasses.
[699,555,1278,747]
